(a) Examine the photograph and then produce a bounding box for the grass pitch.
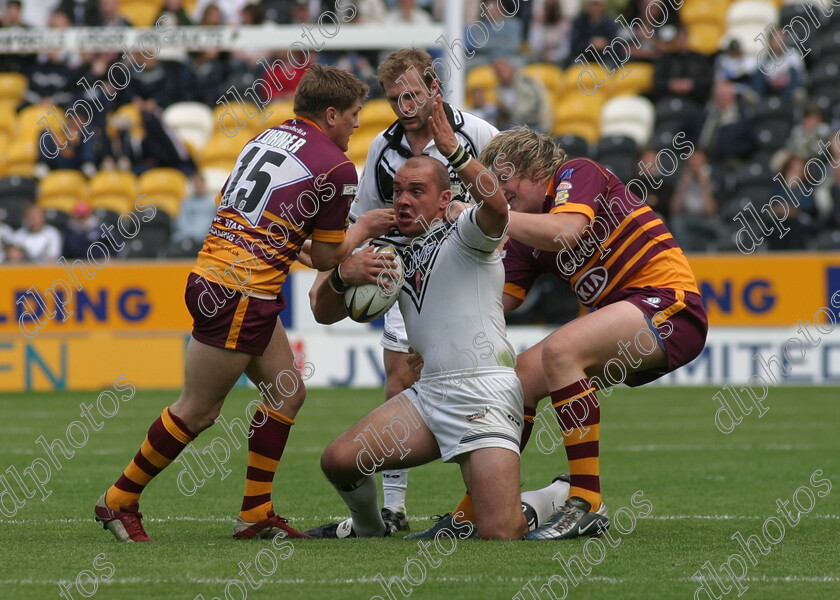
[0,386,838,600]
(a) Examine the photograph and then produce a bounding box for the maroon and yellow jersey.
[504,158,699,308]
[193,118,356,298]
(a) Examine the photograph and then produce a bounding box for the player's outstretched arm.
[428,96,507,238]
[309,209,396,271]
[309,246,398,324]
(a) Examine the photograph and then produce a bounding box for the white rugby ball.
[344,245,404,323]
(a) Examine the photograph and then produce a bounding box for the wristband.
[328,264,350,294]
[446,145,472,173]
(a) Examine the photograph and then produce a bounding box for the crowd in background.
[1,0,840,278]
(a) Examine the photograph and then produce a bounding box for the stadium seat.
[596,135,640,182]
[0,72,26,111]
[552,93,605,142]
[726,0,778,29]
[200,133,242,171]
[0,176,37,228]
[360,99,396,131]
[16,104,63,143]
[466,64,498,104]
[687,22,726,54]
[138,168,188,218]
[755,119,792,150]
[201,167,230,197]
[43,207,70,231]
[124,228,170,259]
[38,169,87,212]
[213,103,260,142]
[523,63,566,101]
[88,170,137,214]
[162,102,215,154]
[5,140,38,177]
[166,237,204,259]
[107,103,143,139]
[816,28,840,64]
[118,0,164,27]
[553,134,591,159]
[608,62,654,97]
[680,0,729,28]
[724,23,770,56]
[259,100,296,129]
[600,95,654,147]
[347,127,381,168]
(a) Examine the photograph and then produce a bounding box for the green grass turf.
[0,386,838,600]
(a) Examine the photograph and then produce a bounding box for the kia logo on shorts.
[573,267,609,305]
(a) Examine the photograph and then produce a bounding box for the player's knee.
[320,441,354,481]
[541,337,575,371]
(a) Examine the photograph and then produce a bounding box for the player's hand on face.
[338,245,398,286]
[428,95,459,157]
[355,208,397,238]
[406,347,424,375]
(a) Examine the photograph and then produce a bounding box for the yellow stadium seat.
[17,104,65,144]
[608,62,654,97]
[688,22,726,54]
[214,102,260,142]
[0,105,15,138]
[88,170,137,213]
[259,100,296,130]
[553,92,605,132]
[107,103,143,139]
[466,64,499,104]
[200,134,242,171]
[38,169,88,210]
[5,139,38,176]
[118,0,164,26]
[523,63,566,100]
[563,64,613,100]
[680,0,729,28]
[359,99,395,131]
[138,168,188,217]
[0,72,26,110]
[346,127,381,168]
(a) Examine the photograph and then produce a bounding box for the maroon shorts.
[603,287,708,386]
[184,273,286,356]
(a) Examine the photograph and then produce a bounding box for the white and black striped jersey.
[349,103,498,223]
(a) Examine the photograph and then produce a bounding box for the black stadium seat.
[553,134,590,159]
[0,176,37,229]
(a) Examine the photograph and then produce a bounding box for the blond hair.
[294,64,369,119]
[478,127,566,184]
[377,48,437,90]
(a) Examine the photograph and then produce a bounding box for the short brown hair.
[294,64,369,119]
[402,156,450,193]
[478,126,566,184]
[377,48,437,90]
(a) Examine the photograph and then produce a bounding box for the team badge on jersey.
[343,184,358,197]
[554,190,570,206]
[560,168,575,179]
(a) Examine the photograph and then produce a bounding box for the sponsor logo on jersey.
[558,182,573,190]
[643,296,662,307]
[343,184,358,196]
[573,267,609,305]
[506,413,521,427]
[560,168,575,179]
[466,408,488,421]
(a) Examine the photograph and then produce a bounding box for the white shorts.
[405,367,524,463]
[381,303,410,353]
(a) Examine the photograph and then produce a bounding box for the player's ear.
[438,189,452,211]
[324,106,338,127]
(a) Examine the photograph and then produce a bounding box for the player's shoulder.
[555,157,611,181]
[454,108,499,137]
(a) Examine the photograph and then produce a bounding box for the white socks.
[382,468,408,514]
[335,476,386,537]
[520,477,571,528]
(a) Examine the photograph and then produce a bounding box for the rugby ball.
[344,245,404,323]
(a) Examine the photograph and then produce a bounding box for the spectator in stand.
[109,98,196,176]
[20,0,60,29]
[260,48,313,101]
[714,39,757,87]
[768,154,817,251]
[636,147,675,220]
[0,0,33,73]
[158,0,193,25]
[193,0,249,24]
[62,201,101,259]
[752,26,805,100]
[472,0,524,63]
[618,0,679,64]
[492,57,552,133]
[386,0,432,23]
[569,0,617,62]
[24,49,76,107]
[13,205,62,263]
[0,219,14,264]
[58,0,101,26]
[528,0,571,65]
[97,0,131,26]
[198,2,224,25]
[128,54,184,108]
[785,103,830,161]
[468,86,498,125]
[189,49,228,105]
[667,148,719,252]
[686,79,756,171]
[172,174,217,244]
[240,3,266,24]
[351,0,388,22]
[37,118,100,178]
[653,26,713,105]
